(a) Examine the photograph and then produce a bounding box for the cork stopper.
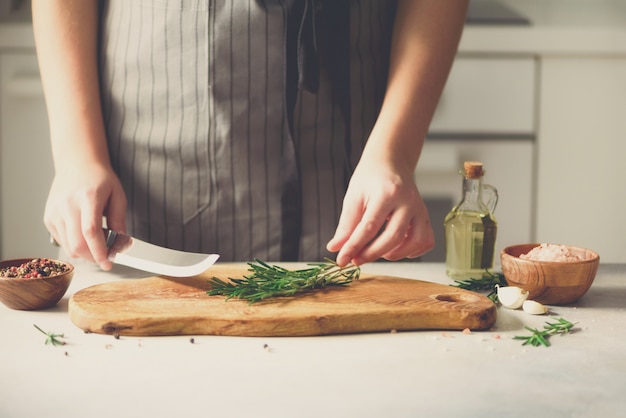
[463,161,484,179]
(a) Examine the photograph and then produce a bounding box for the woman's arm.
[328,0,469,266]
[33,0,126,269]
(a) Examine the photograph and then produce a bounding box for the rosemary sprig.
[207,258,360,304]
[450,270,507,303]
[513,317,576,347]
[33,324,66,346]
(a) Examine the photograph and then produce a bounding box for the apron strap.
[258,0,352,259]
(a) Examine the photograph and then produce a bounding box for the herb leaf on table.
[513,317,577,347]
[33,324,66,346]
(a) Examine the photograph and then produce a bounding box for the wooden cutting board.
[69,265,496,337]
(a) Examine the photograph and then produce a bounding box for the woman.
[33,0,467,269]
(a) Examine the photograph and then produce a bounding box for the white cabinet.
[430,56,536,135]
[0,52,57,259]
[422,51,626,263]
[536,57,626,262]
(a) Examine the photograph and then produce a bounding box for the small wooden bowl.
[500,244,599,305]
[0,258,74,310]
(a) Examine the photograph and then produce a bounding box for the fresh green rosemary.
[513,317,576,347]
[450,270,507,303]
[207,258,360,304]
[33,324,66,346]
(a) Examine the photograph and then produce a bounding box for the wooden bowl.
[0,258,74,310]
[500,244,599,305]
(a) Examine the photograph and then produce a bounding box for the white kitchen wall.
[0,52,57,259]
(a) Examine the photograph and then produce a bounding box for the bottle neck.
[459,176,486,210]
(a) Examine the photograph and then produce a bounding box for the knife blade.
[104,229,219,277]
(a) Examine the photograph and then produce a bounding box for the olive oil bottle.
[444,161,498,280]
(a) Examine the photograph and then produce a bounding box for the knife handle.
[103,229,118,249]
[103,228,133,256]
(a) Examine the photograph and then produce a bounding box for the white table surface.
[1,261,624,418]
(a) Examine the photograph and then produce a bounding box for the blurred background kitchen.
[1,0,625,263]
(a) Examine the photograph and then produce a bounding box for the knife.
[104,229,219,277]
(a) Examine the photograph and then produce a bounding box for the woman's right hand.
[33,0,125,270]
[44,163,127,271]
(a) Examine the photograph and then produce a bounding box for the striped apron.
[99,0,397,262]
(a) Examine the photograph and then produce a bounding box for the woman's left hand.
[326,159,434,266]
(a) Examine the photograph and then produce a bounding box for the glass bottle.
[444,161,498,280]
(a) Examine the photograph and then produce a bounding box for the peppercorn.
[0,258,69,279]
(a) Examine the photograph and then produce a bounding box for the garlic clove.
[522,300,549,315]
[496,285,529,309]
